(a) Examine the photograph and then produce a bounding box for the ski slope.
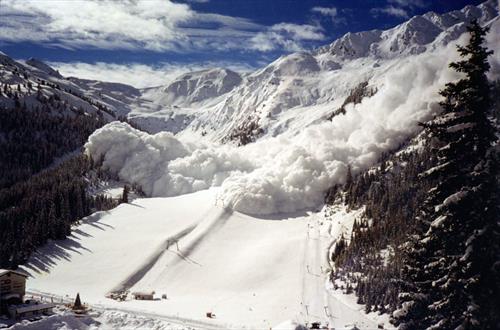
[21,189,383,329]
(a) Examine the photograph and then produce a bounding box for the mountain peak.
[316,0,499,60]
[162,67,242,105]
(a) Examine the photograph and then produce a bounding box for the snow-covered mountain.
[316,2,498,60]
[2,0,498,217]
[161,68,242,105]
[128,0,500,141]
[84,0,500,214]
[0,52,137,121]
[1,0,498,142]
[7,0,497,213]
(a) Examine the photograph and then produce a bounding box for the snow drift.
[84,33,481,215]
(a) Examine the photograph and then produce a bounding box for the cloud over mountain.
[0,0,325,54]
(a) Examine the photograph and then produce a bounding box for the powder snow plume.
[85,31,498,215]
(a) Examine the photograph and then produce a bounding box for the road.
[299,214,379,329]
[27,289,232,330]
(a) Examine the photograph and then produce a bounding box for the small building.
[131,291,154,300]
[1,269,55,319]
[0,269,28,312]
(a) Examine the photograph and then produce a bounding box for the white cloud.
[49,61,255,88]
[0,0,329,54]
[371,0,428,19]
[311,6,338,19]
[371,6,409,19]
[250,23,325,52]
[388,0,427,9]
[0,0,261,52]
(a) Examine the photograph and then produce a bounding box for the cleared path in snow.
[299,213,379,329]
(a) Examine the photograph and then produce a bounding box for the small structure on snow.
[7,302,55,319]
[131,291,155,300]
[73,293,82,309]
[310,322,321,329]
[0,269,28,308]
[105,290,128,301]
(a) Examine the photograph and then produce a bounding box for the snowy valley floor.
[19,189,388,329]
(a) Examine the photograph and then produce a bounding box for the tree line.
[0,82,130,268]
[326,21,499,329]
[0,155,117,268]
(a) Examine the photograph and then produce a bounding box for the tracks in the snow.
[108,224,197,295]
[300,214,333,326]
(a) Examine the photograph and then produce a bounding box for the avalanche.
[85,32,481,215]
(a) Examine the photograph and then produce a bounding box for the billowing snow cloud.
[85,122,253,197]
[85,33,490,216]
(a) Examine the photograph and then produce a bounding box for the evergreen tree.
[394,20,499,330]
[73,293,82,309]
[121,185,130,203]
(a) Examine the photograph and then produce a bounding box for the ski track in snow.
[109,224,198,295]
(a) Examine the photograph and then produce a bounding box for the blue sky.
[0,0,485,87]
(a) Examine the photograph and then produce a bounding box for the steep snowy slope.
[119,0,499,142]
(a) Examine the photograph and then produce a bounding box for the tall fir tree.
[394,20,499,330]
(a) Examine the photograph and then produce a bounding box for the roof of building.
[131,291,154,296]
[0,269,29,278]
[8,303,55,314]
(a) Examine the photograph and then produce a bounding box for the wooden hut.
[131,291,154,300]
[0,269,28,313]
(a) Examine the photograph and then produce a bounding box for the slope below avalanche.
[22,189,382,329]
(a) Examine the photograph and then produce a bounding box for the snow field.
[128,207,307,328]
[21,189,216,300]
[21,187,388,329]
